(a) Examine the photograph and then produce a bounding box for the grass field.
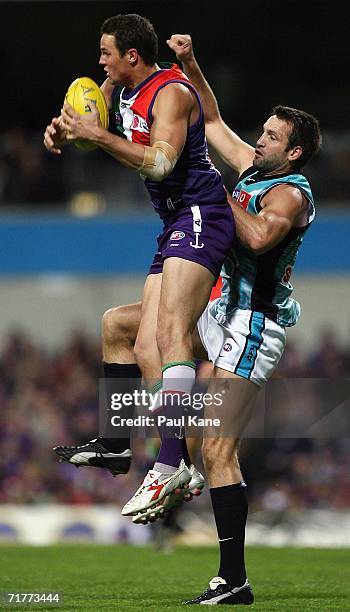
[0,545,349,611]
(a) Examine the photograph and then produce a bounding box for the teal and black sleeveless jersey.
[213,167,315,327]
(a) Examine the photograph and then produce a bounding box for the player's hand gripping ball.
[64,77,109,151]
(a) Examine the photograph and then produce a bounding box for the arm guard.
[139,141,178,182]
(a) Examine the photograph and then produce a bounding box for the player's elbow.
[246,216,289,254]
[204,115,219,130]
[247,238,268,254]
[141,156,173,182]
[139,141,178,182]
[250,237,271,255]
[244,228,269,254]
[142,166,171,182]
[205,116,223,140]
[203,100,221,126]
[248,231,285,254]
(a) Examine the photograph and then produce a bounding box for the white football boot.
[132,464,205,524]
[122,459,191,517]
[183,464,205,501]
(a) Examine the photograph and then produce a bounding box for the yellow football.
[64,76,109,151]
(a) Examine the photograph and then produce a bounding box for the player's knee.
[102,305,137,348]
[133,336,145,366]
[134,335,157,372]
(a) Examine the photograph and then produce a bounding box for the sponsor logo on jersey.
[246,346,256,362]
[131,113,149,133]
[235,190,251,210]
[170,231,185,240]
[223,342,232,352]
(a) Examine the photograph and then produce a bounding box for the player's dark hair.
[101,14,158,66]
[271,105,321,168]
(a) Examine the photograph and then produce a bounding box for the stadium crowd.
[0,128,349,209]
[0,328,349,511]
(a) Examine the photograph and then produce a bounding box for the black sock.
[99,362,141,453]
[103,362,141,379]
[210,482,248,586]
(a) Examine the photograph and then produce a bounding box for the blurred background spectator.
[0,329,349,510]
[0,127,349,212]
[0,1,349,212]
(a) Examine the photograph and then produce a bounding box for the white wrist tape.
[140,140,178,182]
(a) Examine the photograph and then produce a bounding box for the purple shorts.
[148,202,235,280]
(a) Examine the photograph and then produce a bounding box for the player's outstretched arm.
[227,184,307,254]
[60,83,191,181]
[167,34,254,175]
[60,102,147,168]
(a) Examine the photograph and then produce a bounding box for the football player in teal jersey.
[163,33,321,605]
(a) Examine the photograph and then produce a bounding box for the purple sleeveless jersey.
[111,64,235,276]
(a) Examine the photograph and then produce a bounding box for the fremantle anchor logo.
[190,233,204,249]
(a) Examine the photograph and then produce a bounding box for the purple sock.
[154,392,191,469]
[156,436,191,469]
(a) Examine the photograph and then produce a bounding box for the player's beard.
[253,154,287,174]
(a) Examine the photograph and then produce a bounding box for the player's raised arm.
[167,34,254,175]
